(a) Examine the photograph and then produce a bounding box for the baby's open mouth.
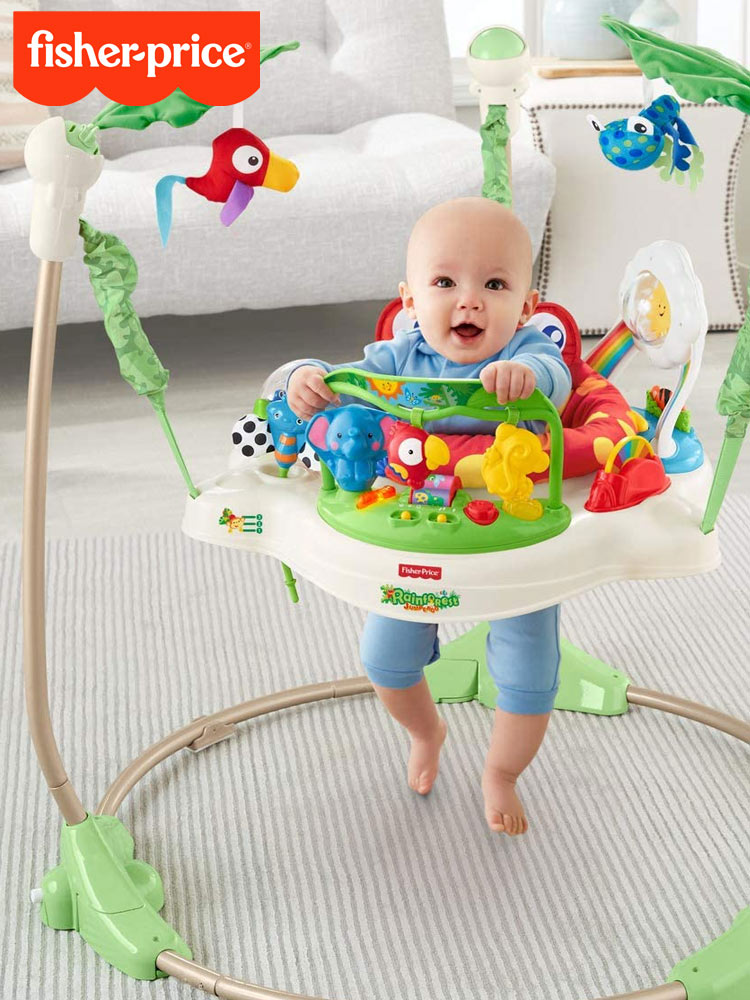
[451,323,483,339]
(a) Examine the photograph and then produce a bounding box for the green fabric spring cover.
[92,42,300,131]
[80,219,198,496]
[80,219,169,396]
[718,276,750,440]
[481,104,512,208]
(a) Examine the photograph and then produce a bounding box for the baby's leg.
[360,614,446,795]
[483,606,561,835]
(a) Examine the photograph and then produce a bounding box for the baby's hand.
[287,365,340,421]
[480,361,536,404]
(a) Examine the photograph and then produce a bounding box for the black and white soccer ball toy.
[231,413,274,463]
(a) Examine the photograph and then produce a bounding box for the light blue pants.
[360,605,561,715]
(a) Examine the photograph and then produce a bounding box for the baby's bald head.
[399,198,539,364]
[405,197,533,292]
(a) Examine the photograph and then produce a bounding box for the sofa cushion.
[2,113,555,330]
[40,0,456,159]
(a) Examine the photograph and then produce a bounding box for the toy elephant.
[305,405,395,492]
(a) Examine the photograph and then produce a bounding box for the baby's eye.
[486,278,505,291]
[435,277,455,288]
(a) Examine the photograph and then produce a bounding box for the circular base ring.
[95,679,750,1000]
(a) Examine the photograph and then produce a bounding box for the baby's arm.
[480,328,571,408]
[286,338,409,420]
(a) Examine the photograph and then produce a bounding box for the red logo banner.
[13,11,260,106]
[398,564,443,581]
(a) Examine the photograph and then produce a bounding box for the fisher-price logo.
[13,11,260,107]
[399,563,442,581]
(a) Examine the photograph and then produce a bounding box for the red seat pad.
[429,367,644,482]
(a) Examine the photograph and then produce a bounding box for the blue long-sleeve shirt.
[291,323,571,435]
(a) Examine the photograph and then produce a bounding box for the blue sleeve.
[508,325,572,410]
[285,334,414,388]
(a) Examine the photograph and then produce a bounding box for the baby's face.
[400,199,538,365]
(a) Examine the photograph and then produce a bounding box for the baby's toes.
[486,809,506,833]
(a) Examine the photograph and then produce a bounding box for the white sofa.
[0,0,556,332]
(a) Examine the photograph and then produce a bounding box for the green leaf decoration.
[690,147,705,190]
[653,135,703,189]
[480,104,512,207]
[80,218,169,397]
[601,16,750,115]
[654,134,673,180]
[259,40,300,64]
[466,386,504,410]
[92,40,300,132]
[93,87,211,131]
[717,274,750,438]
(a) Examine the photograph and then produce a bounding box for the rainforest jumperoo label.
[380,585,460,613]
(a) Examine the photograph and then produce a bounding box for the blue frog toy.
[588,94,700,179]
[306,404,395,492]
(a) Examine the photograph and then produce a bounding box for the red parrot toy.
[384,423,451,489]
[156,127,299,245]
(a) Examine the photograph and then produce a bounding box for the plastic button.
[463,500,499,525]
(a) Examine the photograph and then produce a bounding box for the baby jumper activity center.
[19,17,750,1000]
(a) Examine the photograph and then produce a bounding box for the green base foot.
[670,907,750,1000]
[38,813,191,980]
[425,623,630,715]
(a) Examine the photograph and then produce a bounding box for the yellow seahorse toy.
[481,424,550,521]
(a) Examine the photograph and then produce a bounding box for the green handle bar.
[323,371,565,510]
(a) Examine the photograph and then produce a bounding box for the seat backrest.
[41,0,454,159]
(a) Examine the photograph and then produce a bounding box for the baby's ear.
[518,288,540,328]
[399,281,417,319]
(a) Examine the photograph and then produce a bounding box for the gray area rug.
[2,501,749,1000]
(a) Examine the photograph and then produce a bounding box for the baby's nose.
[457,289,482,309]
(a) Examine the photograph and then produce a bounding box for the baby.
[288,197,571,835]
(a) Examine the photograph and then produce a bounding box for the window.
[443,0,528,57]
[696,0,747,64]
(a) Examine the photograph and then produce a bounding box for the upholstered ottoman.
[522,76,747,333]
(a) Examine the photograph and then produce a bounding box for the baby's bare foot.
[408,718,447,795]
[482,767,528,836]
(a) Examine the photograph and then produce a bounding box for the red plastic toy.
[463,500,500,526]
[585,436,670,513]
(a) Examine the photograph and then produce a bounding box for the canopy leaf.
[602,16,750,115]
[92,40,300,131]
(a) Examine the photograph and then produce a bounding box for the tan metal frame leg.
[23,260,86,825]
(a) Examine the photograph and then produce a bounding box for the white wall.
[442,0,525,56]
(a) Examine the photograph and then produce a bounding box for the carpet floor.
[1,503,749,1000]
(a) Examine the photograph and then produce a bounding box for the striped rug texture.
[1,501,749,1000]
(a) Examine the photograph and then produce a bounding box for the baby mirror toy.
[18,16,750,1000]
